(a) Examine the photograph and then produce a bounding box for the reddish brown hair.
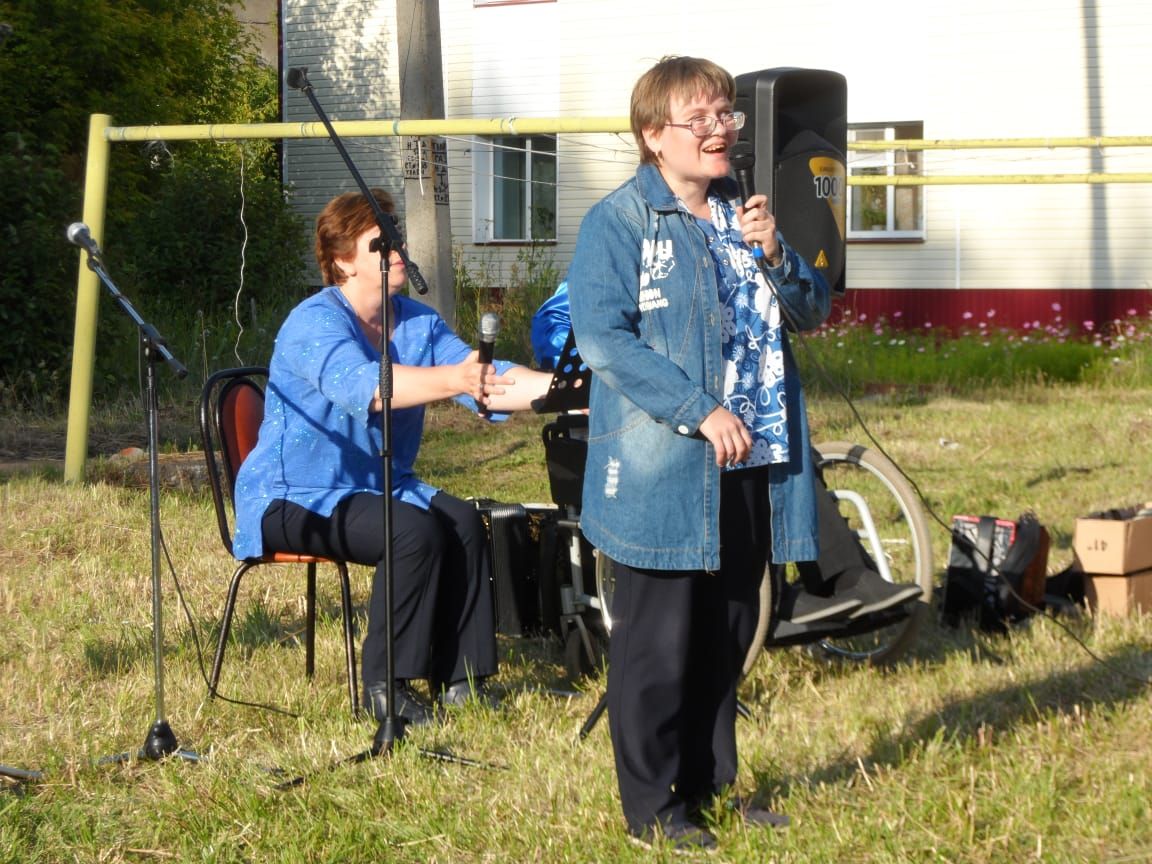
[314,188,396,285]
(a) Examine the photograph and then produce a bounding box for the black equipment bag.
[472,499,562,637]
[943,512,1050,632]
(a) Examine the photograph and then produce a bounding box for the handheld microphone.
[728,141,765,260]
[66,222,103,261]
[478,312,501,365]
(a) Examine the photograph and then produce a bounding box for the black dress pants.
[261,492,498,689]
[607,466,770,834]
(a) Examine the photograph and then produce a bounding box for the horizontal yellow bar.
[849,136,1152,151]
[850,173,1152,185]
[104,117,632,142]
[104,119,1152,154]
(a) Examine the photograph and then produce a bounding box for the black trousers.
[607,466,770,834]
[261,492,498,689]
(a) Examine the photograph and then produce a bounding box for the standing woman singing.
[567,56,832,852]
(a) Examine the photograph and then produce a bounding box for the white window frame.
[848,122,925,241]
[472,135,557,243]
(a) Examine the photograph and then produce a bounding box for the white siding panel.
[284,0,404,283]
[291,0,1152,295]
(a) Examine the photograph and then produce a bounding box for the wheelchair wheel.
[595,549,617,634]
[742,566,774,676]
[810,441,934,666]
[563,618,608,680]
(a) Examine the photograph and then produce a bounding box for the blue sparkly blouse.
[231,286,512,560]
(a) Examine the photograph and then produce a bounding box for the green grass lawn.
[3,384,1152,862]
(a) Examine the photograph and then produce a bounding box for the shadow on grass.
[82,594,364,678]
[757,618,1152,800]
[83,628,155,675]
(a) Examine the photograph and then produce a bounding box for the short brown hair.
[314,188,396,285]
[630,56,736,165]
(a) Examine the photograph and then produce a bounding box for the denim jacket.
[567,163,831,571]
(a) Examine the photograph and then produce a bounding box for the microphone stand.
[281,67,479,784]
[0,764,43,785]
[75,244,199,765]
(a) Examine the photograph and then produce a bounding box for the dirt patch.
[0,403,203,486]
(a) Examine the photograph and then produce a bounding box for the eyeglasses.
[664,111,746,138]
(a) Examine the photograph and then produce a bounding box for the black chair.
[199,367,359,715]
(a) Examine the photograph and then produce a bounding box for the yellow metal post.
[64,114,112,483]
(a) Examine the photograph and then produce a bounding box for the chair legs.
[305,562,317,677]
[335,562,359,715]
[208,560,252,702]
[208,559,359,716]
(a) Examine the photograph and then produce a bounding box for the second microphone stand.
[278,67,482,785]
[79,245,199,766]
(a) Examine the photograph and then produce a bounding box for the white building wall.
[287,0,1152,294]
[439,0,1151,292]
[282,0,404,240]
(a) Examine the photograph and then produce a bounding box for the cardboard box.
[1072,513,1152,575]
[1084,569,1152,617]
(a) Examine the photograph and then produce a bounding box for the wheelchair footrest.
[765,604,912,647]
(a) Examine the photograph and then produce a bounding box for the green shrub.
[454,244,561,366]
[0,134,82,409]
[797,310,1152,396]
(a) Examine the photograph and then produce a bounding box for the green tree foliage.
[0,0,309,405]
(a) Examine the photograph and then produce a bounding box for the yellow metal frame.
[63,117,1152,481]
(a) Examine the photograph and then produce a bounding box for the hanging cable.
[232,145,249,365]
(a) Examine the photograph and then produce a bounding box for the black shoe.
[362,680,437,727]
[628,822,718,855]
[778,582,862,624]
[723,796,790,829]
[834,568,923,618]
[436,677,500,710]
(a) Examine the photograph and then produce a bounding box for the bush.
[0,0,288,408]
[0,134,82,409]
[454,245,561,366]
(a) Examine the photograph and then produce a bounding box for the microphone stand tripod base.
[1,764,44,785]
[99,721,201,766]
[372,717,402,756]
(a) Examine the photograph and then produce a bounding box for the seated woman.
[232,188,552,727]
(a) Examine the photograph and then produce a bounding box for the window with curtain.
[848,122,924,240]
[474,135,557,242]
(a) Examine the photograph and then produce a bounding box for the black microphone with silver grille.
[478,312,501,365]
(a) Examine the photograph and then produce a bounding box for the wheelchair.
[539,412,934,678]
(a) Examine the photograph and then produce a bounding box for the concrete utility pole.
[395,0,456,325]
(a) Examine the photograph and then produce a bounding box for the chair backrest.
[199,367,268,555]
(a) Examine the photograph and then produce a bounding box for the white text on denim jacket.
[639,238,673,311]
